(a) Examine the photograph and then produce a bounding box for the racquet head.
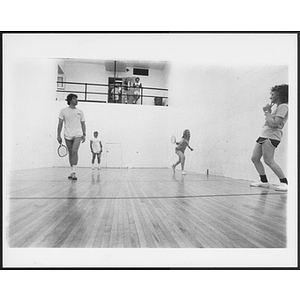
[57,144,68,157]
[171,135,177,144]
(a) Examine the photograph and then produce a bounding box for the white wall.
[4,55,170,171]
[54,60,170,168]
[54,101,169,168]
[57,61,168,106]
[4,34,296,185]
[167,63,289,183]
[4,58,57,171]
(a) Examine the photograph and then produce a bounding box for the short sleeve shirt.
[176,138,189,153]
[91,138,102,153]
[260,103,288,141]
[59,107,85,140]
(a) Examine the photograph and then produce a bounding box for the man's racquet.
[171,135,177,144]
[57,143,68,157]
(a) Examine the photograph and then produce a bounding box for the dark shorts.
[256,137,280,148]
[175,149,185,155]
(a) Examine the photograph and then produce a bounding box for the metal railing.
[56,81,168,105]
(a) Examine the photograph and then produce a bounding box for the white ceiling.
[63,58,168,71]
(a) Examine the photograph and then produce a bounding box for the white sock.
[73,165,77,173]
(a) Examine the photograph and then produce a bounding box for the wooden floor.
[5,167,287,248]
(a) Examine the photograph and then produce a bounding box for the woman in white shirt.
[250,84,288,191]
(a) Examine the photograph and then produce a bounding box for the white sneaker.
[92,166,95,170]
[98,166,101,170]
[275,183,288,192]
[172,165,175,173]
[250,181,269,188]
[182,171,186,175]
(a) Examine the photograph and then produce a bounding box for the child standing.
[90,131,103,170]
[172,129,194,175]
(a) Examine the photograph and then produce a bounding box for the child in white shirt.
[90,131,103,170]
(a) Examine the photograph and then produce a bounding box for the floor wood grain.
[6,167,287,248]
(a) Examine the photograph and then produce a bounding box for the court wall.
[54,100,169,169]
[57,60,169,106]
[167,63,290,183]
[4,57,58,172]
[4,34,296,185]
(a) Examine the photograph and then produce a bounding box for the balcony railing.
[56,81,168,106]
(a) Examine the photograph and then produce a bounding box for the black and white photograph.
[2,33,298,269]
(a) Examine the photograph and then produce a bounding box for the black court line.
[8,192,285,200]
[8,178,234,183]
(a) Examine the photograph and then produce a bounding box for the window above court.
[56,59,169,106]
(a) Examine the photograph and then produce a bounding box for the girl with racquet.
[171,129,194,175]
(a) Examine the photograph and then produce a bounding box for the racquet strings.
[171,135,176,144]
[58,144,68,157]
